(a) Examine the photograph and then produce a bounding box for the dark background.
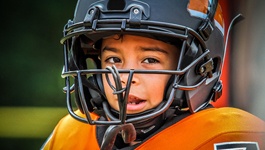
[1,0,265,149]
[1,1,76,107]
[0,1,76,149]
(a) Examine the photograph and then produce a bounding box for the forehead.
[101,34,179,48]
[101,34,180,58]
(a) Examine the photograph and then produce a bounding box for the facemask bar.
[60,19,206,50]
[104,65,134,124]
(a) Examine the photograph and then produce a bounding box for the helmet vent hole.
[107,0,126,10]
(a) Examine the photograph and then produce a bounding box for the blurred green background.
[0,1,76,149]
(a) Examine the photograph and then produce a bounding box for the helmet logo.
[188,0,224,36]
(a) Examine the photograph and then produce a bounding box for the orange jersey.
[42,111,100,150]
[136,107,265,149]
[42,107,265,150]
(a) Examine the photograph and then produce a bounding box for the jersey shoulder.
[41,110,100,150]
[136,107,265,150]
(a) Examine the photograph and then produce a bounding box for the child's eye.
[105,57,121,64]
[143,58,159,64]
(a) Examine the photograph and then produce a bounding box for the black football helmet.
[61,0,224,138]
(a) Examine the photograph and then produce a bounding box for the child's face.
[101,35,179,114]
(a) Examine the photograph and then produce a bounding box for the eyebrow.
[140,46,169,54]
[102,46,118,52]
[102,46,169,55]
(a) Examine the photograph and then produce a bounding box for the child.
[42,0,265,149]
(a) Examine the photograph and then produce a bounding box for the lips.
[126,95,146,112]
[127,95,145,104]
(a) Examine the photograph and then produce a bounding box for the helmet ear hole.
[74,74,106,115]
[88,74,105,106]
[94,73,105,94]
[74,77,94,113]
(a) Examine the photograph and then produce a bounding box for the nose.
[119,60,140,85]
[120,72,138,86]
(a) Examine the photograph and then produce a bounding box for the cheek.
[144,74,170,101]
[102,76,118,109]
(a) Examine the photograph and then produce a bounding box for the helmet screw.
[89,9,94,15]
[199,66,205,74]
[133,8,139,14]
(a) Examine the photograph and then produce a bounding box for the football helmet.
[61,0,224,139]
